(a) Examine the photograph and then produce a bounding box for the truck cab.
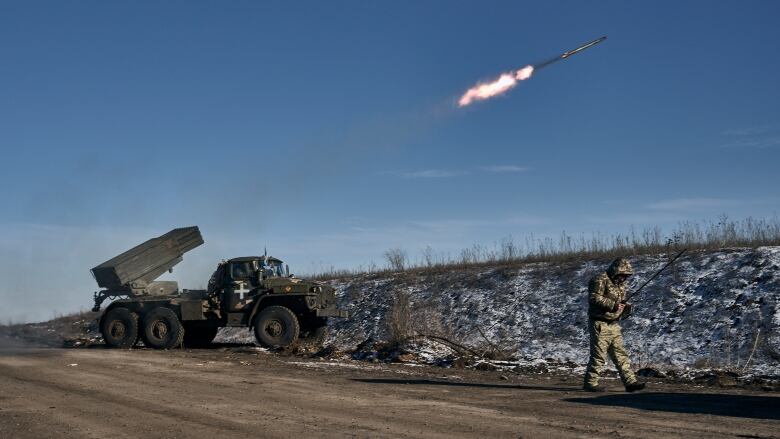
[205,255,344,347]
[211,256,286,313]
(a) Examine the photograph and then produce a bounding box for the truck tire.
[101,307,139,348]
[182,325,219,348]
[141,307,184,349]
[253,306,300,348]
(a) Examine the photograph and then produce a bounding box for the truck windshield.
[264,262,285,277]
[231,261,254,279]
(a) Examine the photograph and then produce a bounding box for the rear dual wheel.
[101,307,139,348]
[141,307,184,349]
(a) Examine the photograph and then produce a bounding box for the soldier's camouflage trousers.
[584,319,637,387]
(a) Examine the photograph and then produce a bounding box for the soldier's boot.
[583,383,606,392]
[625,381,646,393]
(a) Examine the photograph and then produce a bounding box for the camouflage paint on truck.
[92,227,347,350]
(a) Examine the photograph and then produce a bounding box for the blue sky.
[1,1,779,322]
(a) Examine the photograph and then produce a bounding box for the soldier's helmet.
[607,257,634,278]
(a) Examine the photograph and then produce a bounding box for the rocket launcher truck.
[91,226,347,349]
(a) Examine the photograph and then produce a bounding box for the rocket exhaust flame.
[458,65,534,107]
[457,36,606,107]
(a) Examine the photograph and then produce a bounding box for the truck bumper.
[316,308,349,318]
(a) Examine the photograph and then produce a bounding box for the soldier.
[583,257,646,392]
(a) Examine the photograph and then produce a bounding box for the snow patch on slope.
[325,248,780,375]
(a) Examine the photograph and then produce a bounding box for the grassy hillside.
[324,247,780,375]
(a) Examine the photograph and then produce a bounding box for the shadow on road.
[80,342,255,350]
[564,393,780,420]
[352,378,575,392]
[0,335,63,357]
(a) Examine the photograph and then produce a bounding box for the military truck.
[91,226,347,349]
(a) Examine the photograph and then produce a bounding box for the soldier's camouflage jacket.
[588,258,633,321]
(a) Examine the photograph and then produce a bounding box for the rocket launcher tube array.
[91,226,204,290]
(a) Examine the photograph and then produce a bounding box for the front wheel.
[141,307,184,349]
[253,306,300,348]
[101,307,139,348]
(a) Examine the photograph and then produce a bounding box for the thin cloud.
[720,124,780,148]
[590,197,780,223]
[480,165,529,173]
[389,165,529,179]
[408,215,549,231]
[645,198,740,211]
[722,125,773,136]
[584,212,687,225]
[720,136,780,149]
[401,169,471,179]
[645,197,780,212]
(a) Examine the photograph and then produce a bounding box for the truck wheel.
[101,308,139,348]
[141,307,184,349]
[182,325,219,348]
[253,306,300,348]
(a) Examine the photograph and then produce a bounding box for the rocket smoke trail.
[458,65,534,107]
[458,36,607,107]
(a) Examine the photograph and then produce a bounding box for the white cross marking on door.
[234,281,250,301]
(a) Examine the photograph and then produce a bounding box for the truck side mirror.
[286,264,291,277]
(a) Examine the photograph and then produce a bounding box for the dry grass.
[385,289,457,345]
[386,289,412,343]
[309,215,780,280]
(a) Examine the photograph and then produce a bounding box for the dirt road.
[1,339,778,438]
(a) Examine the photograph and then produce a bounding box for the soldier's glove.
[620,302,633,320]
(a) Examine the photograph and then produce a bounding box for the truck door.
[226,261,257,312]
